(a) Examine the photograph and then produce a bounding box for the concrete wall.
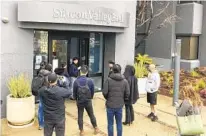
[145,2,176,70]
[176,3,203,35]
[1,2,33,118]
[199,2,206,66]
[104,33,116,81]
[115,1,137,72]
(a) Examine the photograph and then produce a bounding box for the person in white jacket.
[145,64,161,122]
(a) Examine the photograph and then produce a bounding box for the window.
[33,31,48,76]
[177,36,199,60]
[89,33,104,91]
[179,0,202,4]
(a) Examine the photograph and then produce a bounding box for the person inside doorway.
[73,65,99,136]
[146,64,161,122]
[38,73,72,136]
[69,57,81,100]
[108,60,115,77]
[102,64,130,136]
[123,65,139,126]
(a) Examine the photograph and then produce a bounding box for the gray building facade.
[1,1,137,118]
[136,1,206,71]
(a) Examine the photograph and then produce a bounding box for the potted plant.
[134,54,153,94]
[7,74,35,128]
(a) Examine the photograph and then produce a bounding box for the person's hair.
[80,65,89,74]
[73,57,78,61]
[124,65,135,79]
[108,60,115,65]
[112,64,121,73]
[182,86,202,107]
[45,64,52,72]
[40,61,47,69]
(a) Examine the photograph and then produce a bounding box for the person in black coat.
[123,65,139,125]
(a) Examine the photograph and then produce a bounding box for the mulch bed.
[158,67,206,106]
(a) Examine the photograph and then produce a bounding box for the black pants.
[44,119,65,136]
[125,104,134,124]
[77,101,97,130]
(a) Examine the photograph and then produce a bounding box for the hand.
[78,66,81,70]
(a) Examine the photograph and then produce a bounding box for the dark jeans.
[125,104,134,124]
[38,98,44,128]
[44,119,65,136]
[77,101,97,130]
[107,107,123,136]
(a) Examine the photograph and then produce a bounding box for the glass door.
[51,39,68,70]
[79,38,89,66]
[48,32,69,71]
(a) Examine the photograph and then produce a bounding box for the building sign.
[18,2,130,28]
[53,9,124,24]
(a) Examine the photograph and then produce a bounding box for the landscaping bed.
[159,67,206,106]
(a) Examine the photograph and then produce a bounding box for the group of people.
[32,57,204,136]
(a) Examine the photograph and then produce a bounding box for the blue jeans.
[107,108,123,136]
[38,98,44,128]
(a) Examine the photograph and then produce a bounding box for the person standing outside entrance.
[123,65,139,125]
[102,64,130,136]
[38,73,72,136]
[108,60,115,77]
[73,65,99,136]
[69,57,80,99]
[146,64,161,122]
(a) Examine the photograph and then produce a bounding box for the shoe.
[147,112,154,119]
[151,115,158,122]
[80,130,84,136]
[38,127,43,130]
[122,122,130,126]
[94,127,99,135]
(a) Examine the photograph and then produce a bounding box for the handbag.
[177,114,205,135]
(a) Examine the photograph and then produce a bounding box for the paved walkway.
[1,93,206,136]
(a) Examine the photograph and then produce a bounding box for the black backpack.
[76,80,91,103]
[31,73,45,96]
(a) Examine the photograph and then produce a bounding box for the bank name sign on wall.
[53,9,124,25]
[18,2,130,28]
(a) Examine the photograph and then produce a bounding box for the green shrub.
[7,74,31,98]
[190,70,200,77]
[134,54,153,78]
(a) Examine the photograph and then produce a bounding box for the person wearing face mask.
[145,64,161,122]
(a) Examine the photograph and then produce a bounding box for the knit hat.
[48,73,57,83]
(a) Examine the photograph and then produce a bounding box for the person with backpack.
[73,65,99,136]
[32,63,52,130]
[38,73,72,136]
[102,64,130,136]
[123,65,139,126]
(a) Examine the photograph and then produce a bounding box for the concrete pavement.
[1,93,206,136]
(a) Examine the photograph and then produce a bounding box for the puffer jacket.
[102,73,130,108]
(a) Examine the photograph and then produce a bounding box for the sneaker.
[147,112,154,119]
[38,127,43,130]
[94,127,99,135]
[151,115,158,122]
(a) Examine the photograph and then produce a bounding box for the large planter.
[138,78,147,94]
[7,94,35,128]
